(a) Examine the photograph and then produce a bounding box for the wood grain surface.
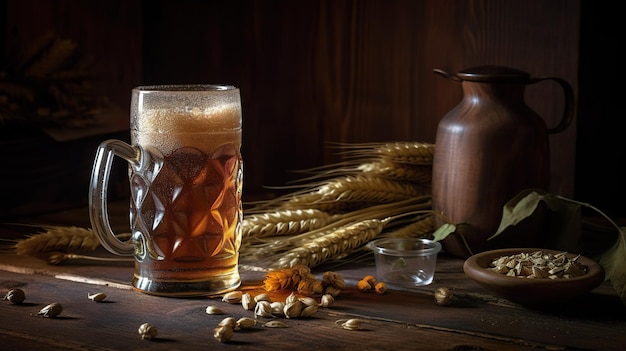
[1,248,624,351]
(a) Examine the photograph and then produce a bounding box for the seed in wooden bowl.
[488,250,588,279]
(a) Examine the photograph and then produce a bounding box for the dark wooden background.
[1,0,623,220]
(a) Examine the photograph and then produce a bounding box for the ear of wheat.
[357,161,432,183]
[4,225,130,265]
[282,175,430,213]
[242,209,341,239]
[270,218,386,269]
[277,156,432,186]
[12,225,100,257]
[328,141,435,165]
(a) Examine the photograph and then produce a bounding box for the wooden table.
[1,208,625,351]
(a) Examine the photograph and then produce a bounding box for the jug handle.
[528,76,575,134]
[433,69,461,81]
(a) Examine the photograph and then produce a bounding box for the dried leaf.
[490,188,547,237]
[432,223,456,242]
[490,188,583,252]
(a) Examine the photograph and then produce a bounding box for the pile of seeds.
[219,290,323,319]
[487,250,588,279]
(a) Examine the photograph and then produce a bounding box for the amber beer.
[89,85,242,297]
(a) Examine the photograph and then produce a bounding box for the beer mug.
[89,85,243,297]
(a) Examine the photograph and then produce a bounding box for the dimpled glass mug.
[89,85,243,297]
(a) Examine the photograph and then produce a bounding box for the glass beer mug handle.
[528,76,575,135]
[89,139,140,256]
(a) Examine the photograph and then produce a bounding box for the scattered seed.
[270,301,286,317]
[3,289,25,304]
[241,292,255,310]
[336,318,364,331]
[138,323,158,340]
[218,317,237,329]
[36,303,63,318]
[88,292,107,302]
[285,292,299,304]
[299,296,317,306]
[205,305,225,315]
[254,293,272,303]
[222,291,243,304]
[319,294,334,307]
[254,300,273,318]
[214,325,234,342]
[434,287,453,306]
[299,303,318,317]
[283,300,303,319]
[263,320,288,328]
[236,317,257,329]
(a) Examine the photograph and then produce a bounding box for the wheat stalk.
[374,142,434,165]
[242,209,341,239]
[271,218,386,269]
[282,141,434,184]
[12,226,100,257]
[329,141,435,165]
[358,160,432,183]
[3,225,131,265]
[250,175,429,214]
[38,251,133,265]
[284,175,430,210]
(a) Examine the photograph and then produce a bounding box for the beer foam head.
[131,85,242,153]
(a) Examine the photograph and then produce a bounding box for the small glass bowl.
[366,238,442,287]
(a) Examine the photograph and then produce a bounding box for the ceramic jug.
[432,65,574,258]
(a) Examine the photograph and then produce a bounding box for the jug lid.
[457,65,530,82]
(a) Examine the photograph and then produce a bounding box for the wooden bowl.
[463,248,605,308]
